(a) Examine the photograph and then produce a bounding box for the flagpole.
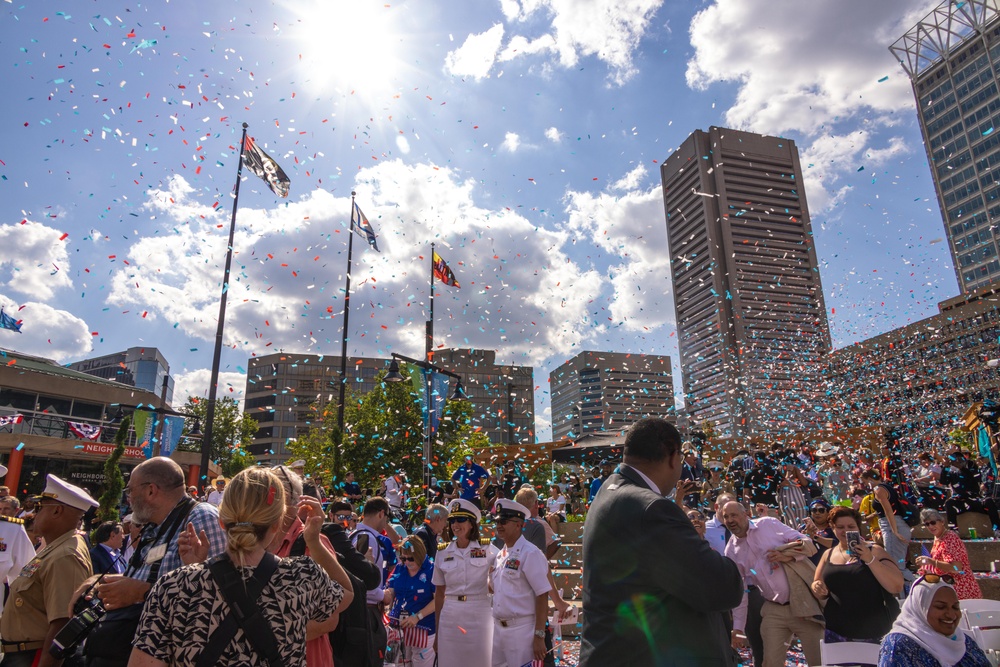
[336,192,357,436]
[427,243,434,363]
[199,122,247,491]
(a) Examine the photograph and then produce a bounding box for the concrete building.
[0,348,206,497]
[244,353,391,463]
[431,348,535,447]
[68,347,174,404]
[891,0,1000,294]
[826,280,1000,440]
[244,348,534,464]
[660,127,831,437]
[548,351,675,441]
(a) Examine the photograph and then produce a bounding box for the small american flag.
[67,421,102,441]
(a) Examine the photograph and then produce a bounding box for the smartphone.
[355,533,370,556]
[846,530,861,555]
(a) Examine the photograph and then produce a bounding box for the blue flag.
[352,202,380,252]
[0,309,22,333]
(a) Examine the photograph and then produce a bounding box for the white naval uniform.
[489,534,551,667]
[0,516,36,617]
[431,539,498,667]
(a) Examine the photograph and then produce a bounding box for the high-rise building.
[244,348,535,464]
[244,353,391,463]
[660,127,831,437]
[891,0,1000,293]
[430,349,535,447]
[548,351,675,441]
[67,347,173,404]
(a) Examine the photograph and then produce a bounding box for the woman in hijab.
[879,575,990,667]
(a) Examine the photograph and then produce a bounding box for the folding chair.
[961,599,1000,630]
[819,639,881,666]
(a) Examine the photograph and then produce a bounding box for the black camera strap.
[196,553,284,667]
[125,497,197,584]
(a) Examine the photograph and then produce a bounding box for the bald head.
[714,492,738,522]
[721,500,750,538]
[130,457,186,524]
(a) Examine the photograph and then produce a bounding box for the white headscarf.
[888,578,967,667]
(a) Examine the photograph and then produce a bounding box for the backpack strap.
[289,533,307,558]
[196,553,284,667]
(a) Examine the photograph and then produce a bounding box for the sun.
[284,2,406,101]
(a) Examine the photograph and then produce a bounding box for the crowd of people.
[1,423,999,667]
[580,417,1000,667]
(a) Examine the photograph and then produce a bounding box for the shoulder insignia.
[0,515,25,525]
[479,537,491,546]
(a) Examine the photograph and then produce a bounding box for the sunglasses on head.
[918,573,955,586]
[448,516,470,524]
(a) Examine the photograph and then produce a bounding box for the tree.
[949,427,974,453]
[290,364,477,497]
[96,414,129,523]
[183,397,258,477]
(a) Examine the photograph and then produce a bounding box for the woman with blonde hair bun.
[128,467,345,667]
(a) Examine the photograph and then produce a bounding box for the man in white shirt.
[206,477,225,506]
[352,496,391,659]
[704,491,738,556]
[490,498,551,667]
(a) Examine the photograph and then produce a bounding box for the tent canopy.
[550,432,625,465]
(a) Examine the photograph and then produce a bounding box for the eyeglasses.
[923,520,940,527]
[125,482,152,497]
[334,514,352,522]
[918,573,955,585]
[399,556,415,562]
[448,516,470,524]
[497,517,520,526]
[810,507,829,513]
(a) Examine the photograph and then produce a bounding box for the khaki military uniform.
[1,529,92,649]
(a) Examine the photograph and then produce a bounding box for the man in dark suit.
[580,417,744,667]
[89,520,125,575]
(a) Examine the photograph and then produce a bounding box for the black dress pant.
[746,586,766,667]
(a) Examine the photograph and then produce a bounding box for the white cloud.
[502,132,522,152]
[564,178,672,332]
[800,132,909,214]
[444,24,505,79]
[610,164,648,192]
[544,127,562,143]
[108,162,605,368]
[451,0,663,85]
[171,368,248,406]
[686,0,937,137]
[0,294,92,362]
[0,220,73,300]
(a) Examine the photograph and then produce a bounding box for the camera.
[50,593,106,658]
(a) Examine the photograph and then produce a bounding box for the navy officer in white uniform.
[432,498,497,667]
[490,498,551,667]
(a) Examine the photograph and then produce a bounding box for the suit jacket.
[89,544,119,575]
[580,467,744,667]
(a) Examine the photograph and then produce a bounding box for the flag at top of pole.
[242,135,290,198]
[352,201,380,252]
[432,251,459,288]
[0,308,22,333]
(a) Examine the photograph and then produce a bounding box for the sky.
[0,0,960,443]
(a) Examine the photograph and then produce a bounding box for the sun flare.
[285,2,405,100]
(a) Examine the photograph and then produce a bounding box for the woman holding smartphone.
[811,506,903,642]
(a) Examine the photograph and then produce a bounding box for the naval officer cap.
[493,498,530,522]
[34,474,99,512]
[448,498,481,523]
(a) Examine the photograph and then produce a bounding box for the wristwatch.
[533,629,546,639]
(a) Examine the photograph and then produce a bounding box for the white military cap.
[493,498,530,521]
[0,464,7,478]
[35,474,98,512]
[447,498,481,523]
[289,459,306,468]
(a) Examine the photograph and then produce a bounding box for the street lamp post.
[384,353,464,502]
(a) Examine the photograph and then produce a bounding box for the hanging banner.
[421,368,450,435]
[134,411,186,458]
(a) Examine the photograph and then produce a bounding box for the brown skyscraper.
[660,127,832,437]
